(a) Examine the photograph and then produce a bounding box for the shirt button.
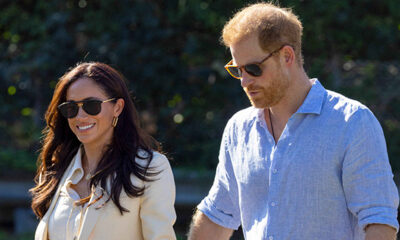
[271,202,277,207]
[269,236,274,240]
[272,169,278,174]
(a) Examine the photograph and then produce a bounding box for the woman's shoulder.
[128,150,173,188]
[136,150,170,170]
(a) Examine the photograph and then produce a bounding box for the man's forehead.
[229,36,268,65]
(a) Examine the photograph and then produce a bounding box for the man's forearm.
[188,210,234,240]
[365,224,397,240]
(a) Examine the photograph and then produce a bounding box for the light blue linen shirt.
[198,79,399,240]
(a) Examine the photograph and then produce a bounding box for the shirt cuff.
[197,198,240,230]
[358,206,399,232]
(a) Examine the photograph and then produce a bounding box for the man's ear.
[282,45,295,65]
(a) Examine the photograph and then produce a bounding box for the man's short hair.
[222,2,304,65]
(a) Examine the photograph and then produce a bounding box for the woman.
[30,62,176,240]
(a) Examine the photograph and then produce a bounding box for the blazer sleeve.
[139,153,177,240]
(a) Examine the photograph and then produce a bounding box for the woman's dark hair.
[30,62,161,219]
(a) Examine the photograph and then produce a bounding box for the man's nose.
[240,72,254,88]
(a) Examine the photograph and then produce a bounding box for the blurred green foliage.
[0,231,33,240]
[0,0,399,176]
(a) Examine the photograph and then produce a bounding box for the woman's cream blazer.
[35,148,176,240]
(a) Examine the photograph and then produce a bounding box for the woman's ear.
[114,98,125,117]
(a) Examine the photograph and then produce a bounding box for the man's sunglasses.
[224,45,288,79]
[57,98,115,118]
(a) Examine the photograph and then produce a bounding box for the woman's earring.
[112,116,118,127]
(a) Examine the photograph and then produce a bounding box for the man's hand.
[365,224,397,240]
[188,210,234,240]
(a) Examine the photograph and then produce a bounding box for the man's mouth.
[247,89,262,96]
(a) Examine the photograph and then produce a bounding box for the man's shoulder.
[228,106,259,124]
[220,106,259,145]
[325,89,368,113]
[222,106,259,133]
[324,89,374,123]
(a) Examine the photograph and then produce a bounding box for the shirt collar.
[256,108,265,122]
[295,78,326,115]
[255,78,326,122]
[64,146,84,185]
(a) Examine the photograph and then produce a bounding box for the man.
[188,2,399,240]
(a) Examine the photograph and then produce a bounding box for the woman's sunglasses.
[224,45,288,79]
[57,98,115,118]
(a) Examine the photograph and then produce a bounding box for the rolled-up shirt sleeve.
[342,108,399,231]
[197,121,241,230]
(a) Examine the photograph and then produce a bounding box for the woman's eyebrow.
[65,97,100,102]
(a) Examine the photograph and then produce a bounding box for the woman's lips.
[77,123,95,131]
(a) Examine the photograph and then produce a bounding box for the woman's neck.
[81,144,105,173]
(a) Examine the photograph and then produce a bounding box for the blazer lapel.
[77,186,109,240]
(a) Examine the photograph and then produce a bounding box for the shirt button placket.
[269,149,279,240]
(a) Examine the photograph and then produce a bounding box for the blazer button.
[73,237,77,240]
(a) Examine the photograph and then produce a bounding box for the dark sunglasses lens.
[228,67,241,78]
[58,103,78,118]
[244,64,262,77]
[82,100,102,115]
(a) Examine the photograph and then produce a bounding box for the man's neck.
[270,69,311,119]
[266,69,312,142]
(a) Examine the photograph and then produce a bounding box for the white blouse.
[48,154,88,240]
